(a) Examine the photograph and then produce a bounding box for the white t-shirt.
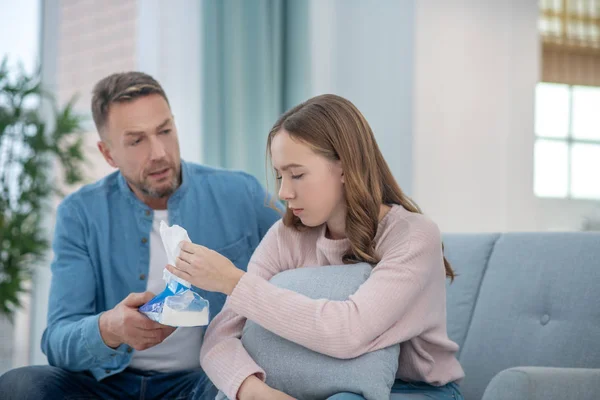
[129,210,204,372]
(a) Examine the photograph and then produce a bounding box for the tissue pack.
[139,221,210,327]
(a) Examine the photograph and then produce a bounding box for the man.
[0,72,281,399]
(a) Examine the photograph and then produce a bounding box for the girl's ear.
[332,159,344,183]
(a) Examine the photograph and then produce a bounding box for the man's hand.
[99,292,176,350]
[238,375,295,400]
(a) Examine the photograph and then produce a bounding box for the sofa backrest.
[443,232,600,400]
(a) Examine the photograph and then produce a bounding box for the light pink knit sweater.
[200,205,465,399]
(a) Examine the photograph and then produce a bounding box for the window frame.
[535,82,600,200]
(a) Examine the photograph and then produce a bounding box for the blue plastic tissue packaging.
[139,221,210,327]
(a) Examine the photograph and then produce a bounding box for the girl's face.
[270,130,346,230]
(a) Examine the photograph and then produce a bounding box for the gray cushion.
[240,263,400,400]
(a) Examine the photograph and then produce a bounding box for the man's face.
[98,94,181,203]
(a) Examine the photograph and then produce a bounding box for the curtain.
[539,0,600,86]
[201,0,309,186]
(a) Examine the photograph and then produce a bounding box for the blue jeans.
[0,365,217,400]
[327,380,464,400]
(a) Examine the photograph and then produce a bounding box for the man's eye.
[291,174,304,179]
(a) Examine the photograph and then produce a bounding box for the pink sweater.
[200,205,465,399]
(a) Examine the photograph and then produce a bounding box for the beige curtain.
[540,0,600,86]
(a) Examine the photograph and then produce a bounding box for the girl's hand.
[165,241,244,295]
[238,375,296,400]
[265,388,296,400]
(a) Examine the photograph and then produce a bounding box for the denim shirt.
[41,160,282,380]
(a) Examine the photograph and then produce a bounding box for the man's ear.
[97,140,117,168]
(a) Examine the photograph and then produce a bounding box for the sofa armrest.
[481,367,600,400]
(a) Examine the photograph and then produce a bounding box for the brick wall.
[57,0,138,186]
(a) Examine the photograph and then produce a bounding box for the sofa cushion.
[240,263,400,400]
[442,233,499,352]
[457,232,600,400]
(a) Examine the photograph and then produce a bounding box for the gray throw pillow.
[237,263,400,400]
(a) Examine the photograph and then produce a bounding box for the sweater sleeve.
[200,221,287,400]
[227,216,444,359]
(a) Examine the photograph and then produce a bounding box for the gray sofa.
[425,232,600,400]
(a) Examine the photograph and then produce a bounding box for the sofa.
[421,232,600,400]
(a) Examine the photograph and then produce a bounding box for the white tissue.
[159,220,192,288]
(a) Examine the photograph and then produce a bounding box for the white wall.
[536,198,600,231]
[412,0,540,233]
[136,0,204,164]
[411,0,600,233]
[306,0,416,194]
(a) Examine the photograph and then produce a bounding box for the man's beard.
[131,168,181,199]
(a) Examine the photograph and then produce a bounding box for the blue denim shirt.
[41,160,282,380]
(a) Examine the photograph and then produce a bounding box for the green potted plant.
[0,57,87,320]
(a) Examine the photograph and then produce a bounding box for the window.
[534,82,600,199]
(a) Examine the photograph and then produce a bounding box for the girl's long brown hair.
[267,94,455,281]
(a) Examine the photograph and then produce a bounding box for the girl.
[166,94,465,400]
